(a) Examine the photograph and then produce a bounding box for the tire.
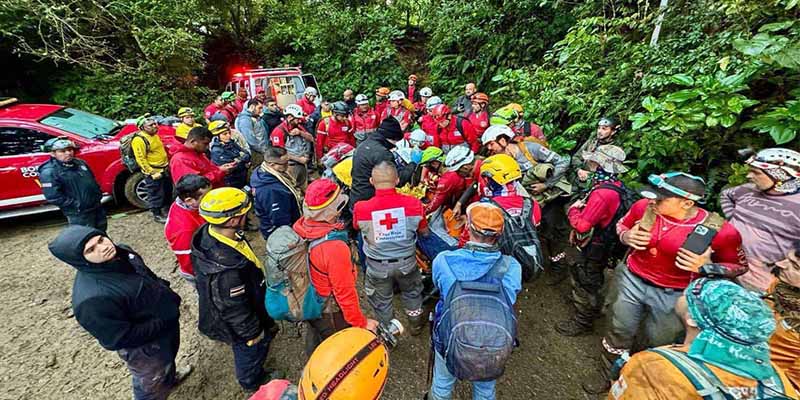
[124,172,149,209]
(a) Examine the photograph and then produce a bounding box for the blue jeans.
[117,326,180,400]
[356,233,367,273]
[417,232,456,261]
[430,351,496,400]
[231,334,273,391]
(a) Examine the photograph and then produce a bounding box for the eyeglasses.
[647,172,705,202]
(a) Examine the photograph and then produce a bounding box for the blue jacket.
[48,226,181,351]
[250,167,301,240]
[38,157,102,216]
[432,243,522,306]
[210,138,251,188]
[235,109,267,153]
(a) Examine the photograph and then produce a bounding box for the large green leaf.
[641,96,657,112]
[719,114,737,128]
[732,33,774,56]
[771,46,800,71]
[758,21,795,33]
[770,126,797,144]
[665,89,701,103]
[670,74,695,87]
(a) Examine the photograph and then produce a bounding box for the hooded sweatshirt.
[48,225,181,351]
[251,167,302,240]
[293,217,367,328]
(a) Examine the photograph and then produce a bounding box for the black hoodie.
[49,225,181,351]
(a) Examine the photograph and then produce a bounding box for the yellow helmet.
[299,328,389,400]
[208,120,230,136]
[480,153,522,185]
[177,107,195,118]
[199,187,251,225]
[332,157,353,188]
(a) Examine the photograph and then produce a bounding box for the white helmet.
[481,124,514,145]
[409,129,426,146]
[426,96,443,110]
[388,90,405,101]
[284,104,305,119]
[355,94,369,105]
[420,87,433,97]
[745,148,800,193]
[445,146,475,172]
[304,87,318,96]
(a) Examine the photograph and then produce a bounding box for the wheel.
[123,172,149,209]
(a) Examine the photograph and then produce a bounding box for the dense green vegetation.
[1,0,798,197]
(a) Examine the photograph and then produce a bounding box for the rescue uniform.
[164,197,206,284]
[169,146,227,187]
[437,115,477,153]
[39,156,106,232]
[270,121,312,190]
[374,100,389,120]
[131,130,172,214]
[380,106,412,131]
[465,110,489,138]
[316,117,355,160]
[175,122,201,142]
[296,96,316,116]
[512,120,546,142]
[350,107,378,145]
[353,188,427,326]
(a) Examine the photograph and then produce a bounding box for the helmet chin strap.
[765,168,800,194]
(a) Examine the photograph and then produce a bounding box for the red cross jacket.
[381,106,412,130]
[316,117,355,159]
[438,115,478,151]
[353,188,428,261]
[350,107,379,136]
[424,170,466,215]
[466,110,490,138]
[296,96,316,116]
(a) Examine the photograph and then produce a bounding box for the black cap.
[378,117,404,141]
[640,174,706,202]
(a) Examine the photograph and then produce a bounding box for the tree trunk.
[650,0,669,47]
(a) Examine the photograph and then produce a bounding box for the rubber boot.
[582,348,616,395]
[408,313,426,336]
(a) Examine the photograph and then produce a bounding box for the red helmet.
[472,92,489,104]
[431,104,451,121]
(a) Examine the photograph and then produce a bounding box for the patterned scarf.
[590,167,618,185]
[766,281,800,332]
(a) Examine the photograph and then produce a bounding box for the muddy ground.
[0,207,605,400]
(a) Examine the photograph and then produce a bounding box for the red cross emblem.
[379,213,399,230]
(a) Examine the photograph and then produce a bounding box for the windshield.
[39,108,119,138]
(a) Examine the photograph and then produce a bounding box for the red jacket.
[204,103,221,120]
[617,199,747,289]
[425,170,465,215]
[164,199,206,276]
[316,117,355,159]
[420,114,438,139]
[293,217,367,329]
[374,100,388,120]
[169,146,226,187]
[296,96,316,116]
[234,97,247,113]
[380,106,412,130]
[512,121,546,142]
[407,85,416,101]
[567,181,623,233]
[221,104,238,122]
[350,108,379,135]
[438,115,478,151]
[466,111,490,138]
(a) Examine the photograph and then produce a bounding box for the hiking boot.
[151,209,167,224]
[545,269,568,286]
[582,370,611,395]
[408,314,426,336]
[554,318,591,337]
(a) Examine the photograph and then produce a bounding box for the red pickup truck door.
[0,125,55,209]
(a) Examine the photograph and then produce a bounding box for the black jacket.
[260,110,284,136]
[210,138,251,188]
[39,157,102,216]
[349,135,417,208]
[250,167,301,240]
[191,224,269,344]
[48,225,181,351]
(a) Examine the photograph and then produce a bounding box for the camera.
[377,319,404,349]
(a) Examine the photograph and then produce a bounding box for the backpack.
[592,183,637,263]
[489,198,543,282]
[434,255,517,381]
[264,226,349,322]
[119,131,148,172]
[645,348,789,400]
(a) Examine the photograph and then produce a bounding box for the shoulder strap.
[518,141,537,166]
[132,132,150,151]
[520,198,533,220]
[703,212,725,231]
[649,348,732,400]
[455,115,464,133]
[307,231,350,277]
[523,121,531,136]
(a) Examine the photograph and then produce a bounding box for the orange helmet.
[472,92,490,104]
[430,104,451,121]
[375,87,390,96]
[299,328,389,400]
[507,103,524,114]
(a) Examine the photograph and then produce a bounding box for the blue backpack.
[433,255,517,381]
[264,226,348,322]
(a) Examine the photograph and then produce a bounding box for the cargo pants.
[364,257,424,326]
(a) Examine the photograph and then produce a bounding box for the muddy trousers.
[430,351,496,400]
[364,258,423,326]
[231,333,273,391]
[66,207,107,233]
[539,197,573,271]
[116,325,180,400]
[304,311,350,357]
[600,264,684,374]
[568,254,606,326]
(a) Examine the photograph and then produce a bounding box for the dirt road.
[0,209,603,400]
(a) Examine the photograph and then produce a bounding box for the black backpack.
[592,183,637,263]
[489,198,543,282]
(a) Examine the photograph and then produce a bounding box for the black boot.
[151,208,167,224]
[554,317,592,336]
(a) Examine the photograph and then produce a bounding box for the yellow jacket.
[610,345,798,399]
[175,122,202,140]
[131,131,168,176]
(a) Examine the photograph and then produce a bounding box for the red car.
[0,98,179,219]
